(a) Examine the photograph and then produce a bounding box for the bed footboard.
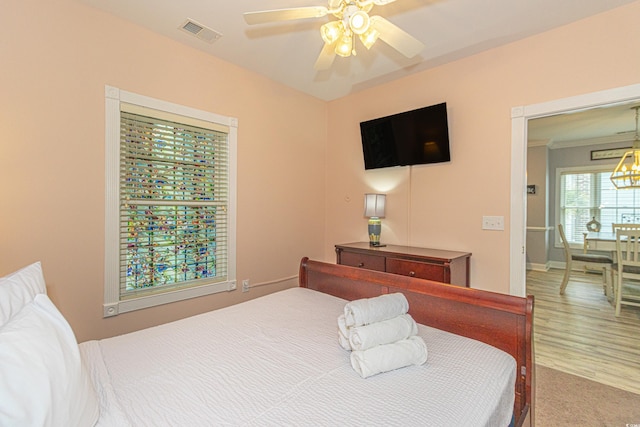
[299,257,534,427]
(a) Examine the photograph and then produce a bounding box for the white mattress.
[80,287,516,426]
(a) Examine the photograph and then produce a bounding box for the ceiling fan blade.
[370,15,424,58]
[243,7,329,25]
[314,42,337,70]
[356,0,397,6]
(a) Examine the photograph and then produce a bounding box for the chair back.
[616,229,640,273]
[612,223,640,232]
[558,224,571,261]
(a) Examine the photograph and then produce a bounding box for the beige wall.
[526,145,549,270]
[325,1,640,292]
[0,0,327,342]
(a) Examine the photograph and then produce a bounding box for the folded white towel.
[344,293,409,328]
[338,329,352,351]
[337,315,352,350]
[337,314,350,338]
[350,336,428,379]
[349,314,418,351]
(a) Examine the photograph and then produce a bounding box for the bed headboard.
[299,257,534,427]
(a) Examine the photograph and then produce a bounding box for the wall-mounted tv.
[359,102,450,170]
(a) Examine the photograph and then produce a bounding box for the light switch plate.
[482,216,505,231]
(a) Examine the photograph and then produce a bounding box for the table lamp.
[364,193,386,247]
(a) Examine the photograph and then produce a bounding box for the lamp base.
[369,242,386,247]
[368,217,383,247]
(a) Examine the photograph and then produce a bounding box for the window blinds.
[119,110,229,299]
[560,170,640,244]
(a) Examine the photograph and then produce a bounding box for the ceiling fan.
[243,0,425,70]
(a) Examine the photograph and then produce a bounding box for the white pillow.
[0,294,99,427]
[0,262,47,327]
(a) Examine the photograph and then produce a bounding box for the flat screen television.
[359,102,450,170]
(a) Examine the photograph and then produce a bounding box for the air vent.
[179,19,222,44]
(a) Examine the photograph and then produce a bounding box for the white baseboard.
[526,262,550,272]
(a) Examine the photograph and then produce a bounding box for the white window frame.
[555,163,640,249]
[104,85,237,317]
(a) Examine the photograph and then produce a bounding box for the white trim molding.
[103,85,238,317]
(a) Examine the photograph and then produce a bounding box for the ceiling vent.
[179,19,222,44]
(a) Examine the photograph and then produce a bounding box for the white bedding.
[80,287,516,426]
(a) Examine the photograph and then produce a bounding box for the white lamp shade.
[349,10,370,35]
[364,194,386,218]
[320,21,342,45]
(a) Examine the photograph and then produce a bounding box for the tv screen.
[360,102,450,170]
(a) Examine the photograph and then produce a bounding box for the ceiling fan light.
[349,10,370,35]
[320,21,343,45]
[335,34,353,57]
[359,27,380,49]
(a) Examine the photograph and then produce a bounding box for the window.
[104,86,237,317]
[557,165,640,246]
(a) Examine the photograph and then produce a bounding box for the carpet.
[535,365,640,426]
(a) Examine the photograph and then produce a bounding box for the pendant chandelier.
[610,106,640,189]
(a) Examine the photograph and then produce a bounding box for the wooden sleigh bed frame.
[299,257,534,427]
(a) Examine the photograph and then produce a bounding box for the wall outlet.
[242,279,249,292]
[482,215,505,231]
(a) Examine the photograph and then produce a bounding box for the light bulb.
[349,10,370,35]
[335,33,353,57]
[359,27,380,49]
[320,21,343,45]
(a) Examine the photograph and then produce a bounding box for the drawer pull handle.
[358,262,365,268]
[409,271,416,277]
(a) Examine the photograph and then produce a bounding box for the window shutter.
[119,110,229,299]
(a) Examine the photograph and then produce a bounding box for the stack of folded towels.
[338,293,428,378]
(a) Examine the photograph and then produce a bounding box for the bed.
[299,258,534,426]
[0,258,534,427]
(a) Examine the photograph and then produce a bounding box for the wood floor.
[526,268,640,395]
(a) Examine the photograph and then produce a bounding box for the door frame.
[510,82,640,297]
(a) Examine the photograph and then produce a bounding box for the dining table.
[585,231,618,252]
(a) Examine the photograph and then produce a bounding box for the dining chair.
[613,229,640,316]
[558,224,613,295]
[611,224,640,288]
[611,223,640,232]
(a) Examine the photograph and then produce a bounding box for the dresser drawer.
[339,252,385,272]
[386,258,445,282]
[335,243,470,287]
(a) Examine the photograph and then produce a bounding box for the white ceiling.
[78,0,635,101]
[529,101,640,148]
[77,0,639,144]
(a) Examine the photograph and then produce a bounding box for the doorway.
[514,85,640,394]
[510,82,640,297]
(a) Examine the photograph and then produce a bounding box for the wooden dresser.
[335,242,471,287]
